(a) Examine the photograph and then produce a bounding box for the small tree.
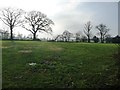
[96,24,109,43]
[54,35,64,42]
[84,21,92,43]
[22,11,54,40]
[62,30,73,42]
[75,31,81,42]
[93,36,99,43]
[105,34,112,43]
[27,34,33,39]
[0,28,9,39]
[0,8,24,40]
[81,35,87,42]
[17,33,23,40]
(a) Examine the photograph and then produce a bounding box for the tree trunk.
[88,39,90,43]
[10,26,13,40]
[88,35,90,43]
[100,33,103,43]
[101,37,104,43]
[103,36,105,43]
[33,33,36,40]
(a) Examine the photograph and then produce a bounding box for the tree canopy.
[22,11,54,40]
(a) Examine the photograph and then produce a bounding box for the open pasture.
[1,41,118,88]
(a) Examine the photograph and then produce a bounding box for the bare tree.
[27,34,33,39]
[22,11,54,40]
[92,36,99,43]
[83,21,92,43]
[75,31,81,42]
[62,30,73,42]
[0,8,24,40]
[96,24,109,43]
[81,35,87,42]
[0,28,9,39]
[17,33,23,40]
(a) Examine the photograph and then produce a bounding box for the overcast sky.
[0,0,119,38]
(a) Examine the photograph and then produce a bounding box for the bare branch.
[0,18,10,26]
[22,25,34,34]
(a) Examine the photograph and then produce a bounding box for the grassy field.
[1,41,119,88]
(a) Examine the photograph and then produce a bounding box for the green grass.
[2,41,119,88]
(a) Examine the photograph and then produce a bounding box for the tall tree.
[96,24,109,43]
[22,11,54,40]
[83,21,92,43]
[0,8,24,40]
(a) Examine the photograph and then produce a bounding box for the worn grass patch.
[1,46,11,49]
[18,50,32,53]
[49,46,63,51]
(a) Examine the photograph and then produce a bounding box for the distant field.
[1,41,119,88]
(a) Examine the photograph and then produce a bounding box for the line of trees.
[83,21,110,43]
[55,30,119,43]
[55,21,112,43]
[0,7,54,40]
[0,7,118,43]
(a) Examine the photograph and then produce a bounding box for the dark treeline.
[52,32,120,44]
